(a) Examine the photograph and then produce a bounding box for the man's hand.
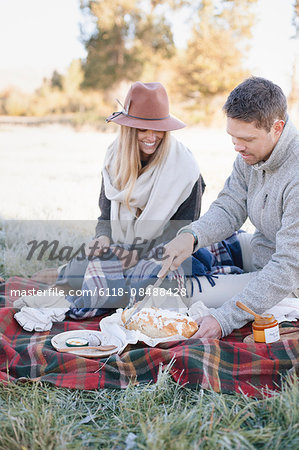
[85,236,110,257]
[158,233,194,278]
[192,315,222,339]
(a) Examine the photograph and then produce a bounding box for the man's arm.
[209,179,299,336]
[191,156,248,249]
[159,156,248,277]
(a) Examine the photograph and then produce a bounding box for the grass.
[0,370,298,450]
[2,219,93,278]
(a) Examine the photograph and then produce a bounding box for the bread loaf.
[121,305,198,338]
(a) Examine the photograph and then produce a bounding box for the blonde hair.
[113,126,170,209]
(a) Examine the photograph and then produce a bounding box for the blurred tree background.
[0,0,298,128]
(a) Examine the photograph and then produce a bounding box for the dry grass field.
[1,123,240,220]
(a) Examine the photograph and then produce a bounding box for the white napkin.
[14,290,70,309]
[264,298,299,323]
[14,307,69,332]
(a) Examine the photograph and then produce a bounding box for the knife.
[123,276,166,327]
[57,344,117,353]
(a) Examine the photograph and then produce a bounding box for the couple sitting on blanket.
[15,78,299,339]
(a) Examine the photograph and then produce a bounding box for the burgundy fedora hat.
[106,82,186,131]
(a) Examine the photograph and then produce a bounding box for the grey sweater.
[191,118,299,336]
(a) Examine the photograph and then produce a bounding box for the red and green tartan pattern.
[1,277,298,396]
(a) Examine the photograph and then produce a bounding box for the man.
[158,77,299,338]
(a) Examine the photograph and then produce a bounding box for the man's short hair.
[223,77,287,132]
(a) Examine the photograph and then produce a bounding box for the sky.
[0,0,297,95]
[247,0,297,94]
[0,0,86,92]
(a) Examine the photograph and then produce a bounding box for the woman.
[14,82,205,323]
[56,81,205,318]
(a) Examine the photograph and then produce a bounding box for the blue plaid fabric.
[182,231,244,295]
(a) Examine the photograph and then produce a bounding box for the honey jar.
[252,314,280,343]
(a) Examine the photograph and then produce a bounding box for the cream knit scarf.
[102,136,200,245]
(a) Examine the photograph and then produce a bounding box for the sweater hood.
[253,117,299,172]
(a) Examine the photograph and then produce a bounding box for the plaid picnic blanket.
[1,276,299,397]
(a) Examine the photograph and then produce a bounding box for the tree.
[288,0,299,113]
[294,0,299,37]
[62,59,84,95]
[80,0,175,90]
[169,0,258,112]
[51,70,63,90]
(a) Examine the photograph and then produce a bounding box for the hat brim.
[107,112,186,131]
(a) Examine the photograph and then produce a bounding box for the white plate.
[51,330,123,358]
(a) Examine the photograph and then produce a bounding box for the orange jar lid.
[252,314,278,330]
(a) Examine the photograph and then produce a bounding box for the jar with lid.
[252,314,280,343]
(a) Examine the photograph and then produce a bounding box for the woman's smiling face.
[137,129,165,161]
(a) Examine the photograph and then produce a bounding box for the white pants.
[149,272,256,310]
[185,271,256,308]
[185,232,256,308]
[185,232,298,309]
[147,233,256,311]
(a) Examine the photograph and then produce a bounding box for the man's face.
[226,117,284,165]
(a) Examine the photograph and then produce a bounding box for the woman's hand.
[111,247,139,270]
[85,236,111,257]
